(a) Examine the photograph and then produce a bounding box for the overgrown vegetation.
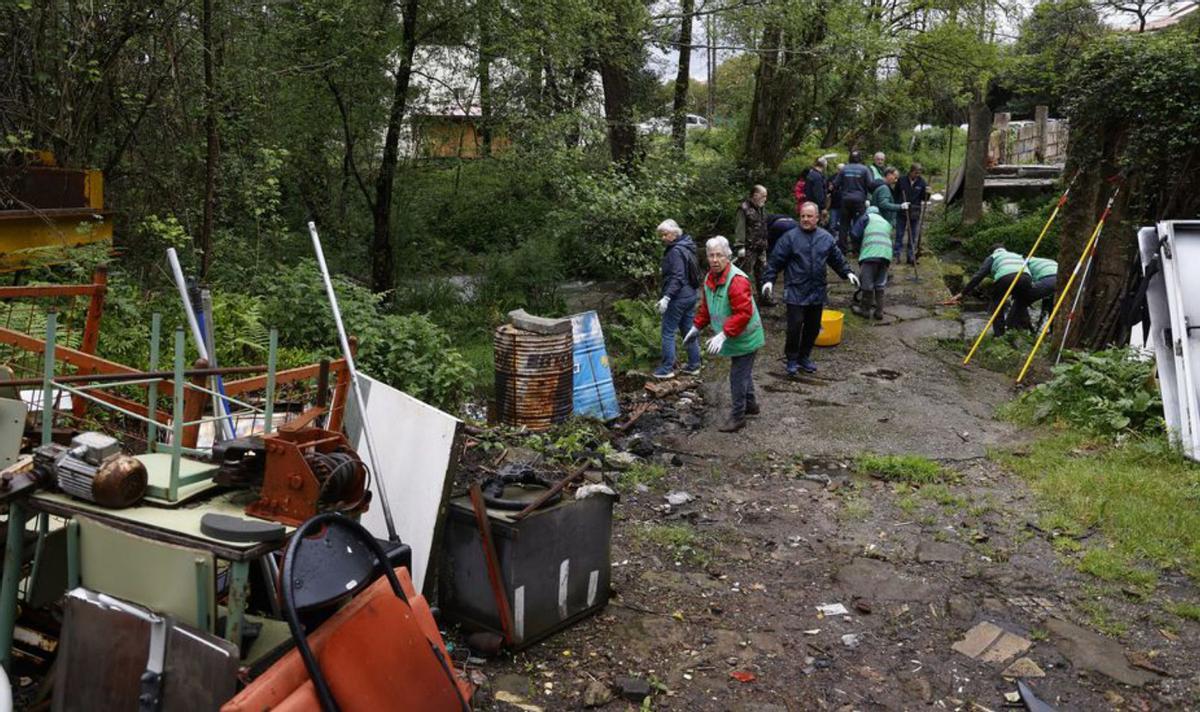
[1008,349,1163,436]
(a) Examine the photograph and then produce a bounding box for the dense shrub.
[606,299,662,372]
[1014,349,1163,436]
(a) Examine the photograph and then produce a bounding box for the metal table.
[0,489,289,668]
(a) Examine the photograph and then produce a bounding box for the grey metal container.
[437,492,613,649]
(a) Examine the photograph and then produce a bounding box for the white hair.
[706,235,732,257]
[656,219,682,237]
[873,151,886,161]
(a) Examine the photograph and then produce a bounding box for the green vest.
[989,249,1028,280]
[704,264,765,357]
[1028,257,1057,281]
[859,214,893,262]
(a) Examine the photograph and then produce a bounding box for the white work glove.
[848,273,860,288]
[900,202,911,210]
[656,296,670,314]
[682,326,700,344]
[706,332,727,355]
[761,282,773,298]
[738,247,746,258]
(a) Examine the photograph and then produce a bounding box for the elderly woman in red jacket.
[683,236,765,433]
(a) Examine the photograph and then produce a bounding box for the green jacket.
[703,264,764,357]
[871,183,901,228]
[990,248,1028,280]
[1028,257,1057,282]
[859,207,893,262]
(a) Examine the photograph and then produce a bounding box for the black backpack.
[682,244,701,289]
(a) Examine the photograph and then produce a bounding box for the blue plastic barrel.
[570,311,620,421]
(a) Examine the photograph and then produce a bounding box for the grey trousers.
[730,351,758,420]
[858,258,890,290]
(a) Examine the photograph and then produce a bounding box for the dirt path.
[473,262,1200,711]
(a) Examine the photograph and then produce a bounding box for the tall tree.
[370,0,420,293]
[200,0,220,279]
[670,0,695,152]
[596,0,650,170]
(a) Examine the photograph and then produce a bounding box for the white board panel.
[344,375,461,592]
[1137,226,1181,443]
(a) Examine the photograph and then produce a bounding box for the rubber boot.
[873,289,885,320]
[851,290,874,318]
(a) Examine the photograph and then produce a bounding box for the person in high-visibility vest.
[850,206,893,320]
[1027,256,1058,322]
[683,236,765,433]
[948,245,1036,336]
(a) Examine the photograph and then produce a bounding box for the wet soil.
[469,260,1200,711]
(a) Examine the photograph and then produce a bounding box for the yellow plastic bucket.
[814,308,844,347]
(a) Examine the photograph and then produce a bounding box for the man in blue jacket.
[654,219,702,379]
[761,202,859,376]
[830,152,874,254]
[805,158,828,221]
[895,163,928,265]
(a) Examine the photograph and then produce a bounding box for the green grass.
[919,483,967,509]
[620,462,668,492]
[996,431,1200,583]
[637,523,709,565]
[1078,547,1158,592]
[1165,600,1200,622]
[840,495,871,522]
[1079,597,1129,637]
[856,453,951,484]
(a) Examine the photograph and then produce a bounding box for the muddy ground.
[465,261,1200,711]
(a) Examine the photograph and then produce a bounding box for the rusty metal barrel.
[493,324,573,431]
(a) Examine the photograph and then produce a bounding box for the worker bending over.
[1027,256,1058,324]
[949,245,1035,336]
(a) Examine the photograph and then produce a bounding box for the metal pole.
[42,310,56,446]
[1016,187,1119,383]
[166,248,233,441]
[170,328,184,502]
[147,313,161,452]
[307,221,398,541]
[0,500,26,671]
[200,288,235,434]
[1055,239,1097,364]
[264,329,277,435]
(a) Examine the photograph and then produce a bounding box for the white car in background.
[637,114,710,135]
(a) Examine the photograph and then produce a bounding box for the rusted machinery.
[0,152,113,271]
[242,419,370,527]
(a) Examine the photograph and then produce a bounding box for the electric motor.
[33,432,147,509]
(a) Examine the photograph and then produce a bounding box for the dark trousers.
[991,273,1035,336]
[858,258,889,290]
[785,303,824,362]
[896,207,922,262]
[729,351,758,420]
[739,247,767,294]
[1029,276,1057,324]
[840,198,866,252]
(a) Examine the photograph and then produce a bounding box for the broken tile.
[951,621,1031,663]
[1001,657,1045,678]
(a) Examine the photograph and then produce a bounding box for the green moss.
[856,453,950,484]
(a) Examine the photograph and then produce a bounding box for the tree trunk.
[200,0,219,279]
[962,100,991,226]
[743,27,788,171]
[477,0,495,156]
[599,57,637,170]
[670,0,694,152]
[370,0,419,294]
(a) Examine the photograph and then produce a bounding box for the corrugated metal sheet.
[493,325,573,431]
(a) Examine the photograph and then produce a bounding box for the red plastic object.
[730,670,756,683]
[222,567,473,711]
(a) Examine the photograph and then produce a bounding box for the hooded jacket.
[762,224,852,306]
[660,234,699,302]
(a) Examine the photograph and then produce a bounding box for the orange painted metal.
[244,426,368,527]
[221,567,473,712]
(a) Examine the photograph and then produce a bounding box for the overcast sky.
[648,1,1198,81]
